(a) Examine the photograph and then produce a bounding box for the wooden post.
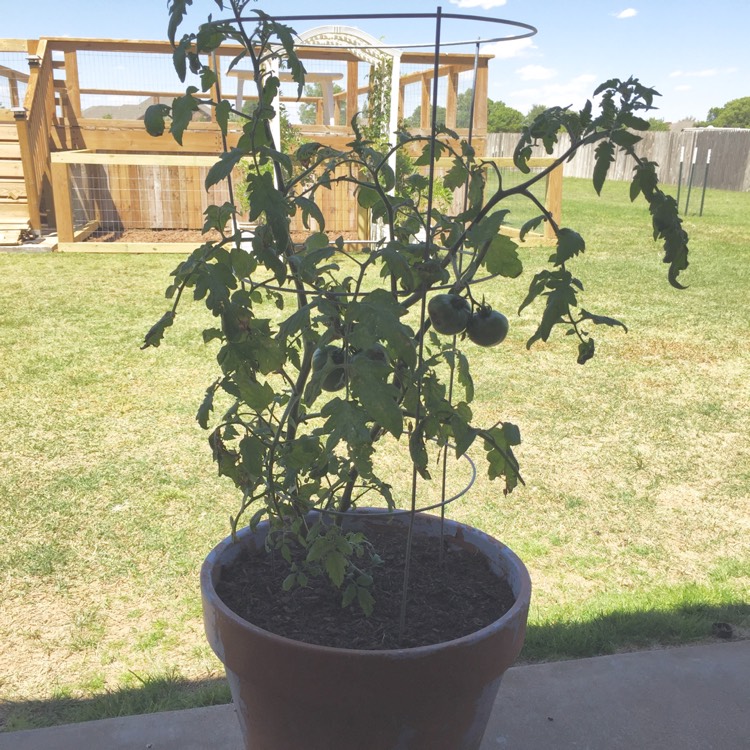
[13,108,42,232]
[347,60,358,129]
[63,50,82,119]
[9,78,20,108]
[357,203,369,243]
[445,68,458,129]
[473,60,489,155]
[51,159,74,243]
[420,73,431,130]
[208,52,221,123]
[545,163,563,242]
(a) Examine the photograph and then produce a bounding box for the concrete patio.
[1,640,748,749]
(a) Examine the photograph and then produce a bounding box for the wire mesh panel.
[0,52,29,111]
[74,50,189,119]
[67,161,233,237]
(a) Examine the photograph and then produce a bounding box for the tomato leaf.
[483,234,522,278]
[593,140,615,196]
[519,215,545,241]
[205,148,246,190]
[553,228,586,266]
[141,310,175,349]
[578,308,628,332]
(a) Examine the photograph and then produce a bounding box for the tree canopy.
[704,97,750,129]
[405,90,525,133]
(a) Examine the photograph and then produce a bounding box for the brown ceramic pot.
[201,509,531,750]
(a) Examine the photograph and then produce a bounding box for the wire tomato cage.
[203,8,536,635]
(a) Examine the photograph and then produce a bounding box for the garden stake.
[699,148,712,216]
[684,145,698,216]
[676,145,685,211]
[399,4,445,646]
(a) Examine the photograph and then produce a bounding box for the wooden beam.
[0,64,30,83]
[397,64,456,88]
[63,50,82,118]
[473,61,489,151]
[445,69,458,129]
[73,218,99,242]
[347,60,358,129]
[436,157,557,169]
[74,87,194,99]
[57,241,199,253]
[51,151,220,167]
[420,76,431,130]
[0,40,30,53]
[57,124,226,154]
[402,51,493,66]
[50,159,74,243]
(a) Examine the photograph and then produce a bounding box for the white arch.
[296,25,401,148]
[296,26,398,67]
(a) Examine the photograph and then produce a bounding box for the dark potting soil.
[215,526,516,650]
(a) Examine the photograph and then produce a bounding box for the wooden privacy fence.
[487,129,750,192]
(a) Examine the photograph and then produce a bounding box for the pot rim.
[201,508,531,658]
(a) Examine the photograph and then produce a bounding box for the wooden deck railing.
[15,39,56,231]
[7,35,493,242]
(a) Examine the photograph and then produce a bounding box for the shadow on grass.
[2,601,747,733]
[520,600,749,664]
[1,674,231,734]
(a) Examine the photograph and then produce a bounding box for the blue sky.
[4,0,747,122]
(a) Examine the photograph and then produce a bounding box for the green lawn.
[1,177,748,730]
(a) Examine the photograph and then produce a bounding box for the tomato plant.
[144,2,691,610]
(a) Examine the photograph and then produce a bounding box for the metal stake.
[699,149,712,217]
[675,146,685,212]
[684,145,698,216]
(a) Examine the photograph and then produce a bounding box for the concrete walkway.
[2,641,748,749]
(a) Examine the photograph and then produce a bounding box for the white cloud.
[508,74,597,110]
[674,85,692,92]
[485,37,537,60]
[615,8,638,19]
[449,0,507,8]
[516,65,557,81]
[669,67,737,79]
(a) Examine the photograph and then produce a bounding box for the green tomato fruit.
[427,294,471,335]
[312,345,341,372]
[313,345,347,391]
[466,307,509,347]
[321,367,347,391]
[353,342,389,365]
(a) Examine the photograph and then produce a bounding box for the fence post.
[13,107,42,232]
[50,157,74,244]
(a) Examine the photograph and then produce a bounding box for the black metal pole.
[699,148,711,217]
[684,144,697,216]
[676,145,685,212]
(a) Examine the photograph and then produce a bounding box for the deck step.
[0,228,24,245]
[0,142,22,159]
[0,178,26,200]
[0,122,20,142]
[0,160,23,178]
[0,199,30,219]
